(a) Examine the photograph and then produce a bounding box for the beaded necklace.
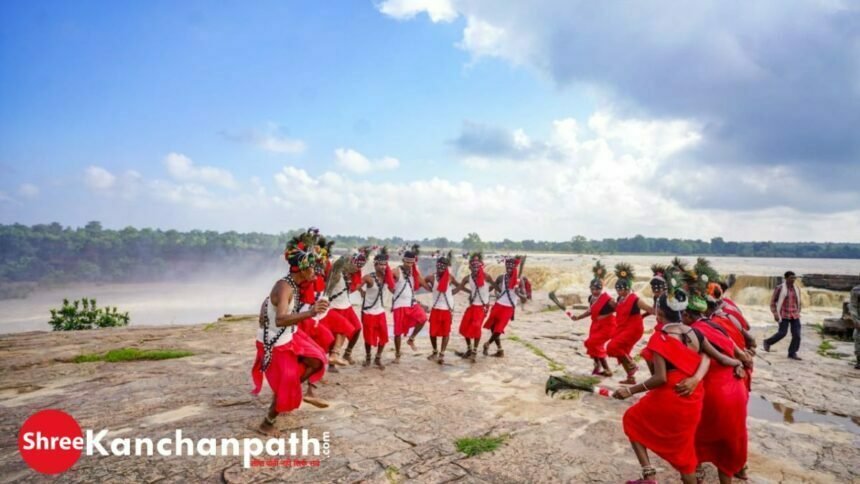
[260,276,299,372]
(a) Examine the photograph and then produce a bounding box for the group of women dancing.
[251,228,757,483]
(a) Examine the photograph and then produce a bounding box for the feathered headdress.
[650,263,668,290]
[590,260,607,289]
[374,246,390,262]
[614,262,635,290]
[670,257,688,273]
[284,231,318,273]
[401,244,420,259]
[663,266,689,312]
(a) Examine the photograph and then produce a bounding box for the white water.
[2,254,857,334]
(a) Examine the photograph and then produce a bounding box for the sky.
[1,0,859,242]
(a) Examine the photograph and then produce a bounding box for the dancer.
[482,255,525,357]
[360,247,395,369]
[454,251,489,362]
[570,261,617,376]
[613,280,710,484]
[391,245,430,362]
[327,247,369,365]
[425,251,456,364]
[252,233,330,435]
[606,263,654,384]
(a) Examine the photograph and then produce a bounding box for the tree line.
[2,223,859,289]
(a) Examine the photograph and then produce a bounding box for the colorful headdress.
[374,246,390,263]
[614,262,635,290]
[663,266,689,312]
[650,263,667,290]
[670,257,688,273]
[351,246,370,267]
[590,260,607,290]
[402,244,420,260]
[284,232,318,273]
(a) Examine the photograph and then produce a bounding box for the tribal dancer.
[391,245,430,363]
[360,247,395,369]
[425,251,457,364]
[613,277,710,484]
[309,239,356,369]
[454,251,489,363]
[710,284,755,393]
[570,261,617,376]
[607,263,654,384]
[681,267,750,484]
[330,247,370,365]
[482,255,525,357]
[252,233,330,436]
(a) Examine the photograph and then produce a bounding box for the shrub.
[49,298,130,331]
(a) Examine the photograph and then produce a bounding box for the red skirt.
[607,314,644,361]
[327,307,361,338]
[320,308,360,339]
[483,303,514,334]
[298,318,335,352]
[623,370,704,475]
[585,315,616,358]
[695,364,749,476]
[459,305,486,339]
[429,308,452,337]
[250,332,328,413]
[392,304,427,336]
[362,312,389,347]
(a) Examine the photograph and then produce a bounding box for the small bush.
[73,348,193,363]
[49,298,129,331]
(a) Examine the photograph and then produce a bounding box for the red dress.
[607,293,644,362]
[584,292,616,358]
[711,313,752,391]
[622,331,704,475]
[691,319,749,477]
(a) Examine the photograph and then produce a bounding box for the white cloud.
[18,183,39,199]
[84,166,117,190]
[334,148,401,174]
[377,0,457,22]
[164,152,236,189]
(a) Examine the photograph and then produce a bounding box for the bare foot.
[362,356,372,368]
[257,422,280,437]
[454,350,469,358]
[343,352,355,365]
[491,349,505,358]
[437,355,444,365]
[302,396,330,408]
[374,357,385,370]
[407,338,417,351]
[427,352,438,361]
[393,353,401,364]
[482,342,490,356]
[330,354,349,366]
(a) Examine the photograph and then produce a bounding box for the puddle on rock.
[748,394,860,436]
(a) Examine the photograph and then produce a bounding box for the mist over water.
[1,253,858,334]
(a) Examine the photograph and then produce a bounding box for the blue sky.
[1,1,858,242]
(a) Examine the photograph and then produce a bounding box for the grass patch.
[385,466,400,483]
[540,306,562,313]
[813,323,824,336]
[507,334,566,372]
[455,435,509,457]
[816,340,842,359]
[73,348,193,363]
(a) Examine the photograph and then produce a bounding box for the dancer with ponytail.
[251,232,330,436]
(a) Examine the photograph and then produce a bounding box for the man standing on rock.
[849,282,860,370]
[763,271,803,360]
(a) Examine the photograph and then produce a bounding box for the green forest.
[2,222,859,292]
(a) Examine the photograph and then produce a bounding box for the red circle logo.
[18,409,83,474]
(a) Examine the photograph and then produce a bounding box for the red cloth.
[483,303,514,334]
[349,272,363,292]
[429,308,453,337]
[383,265,396,292]
[361,312,389,346]
[437,269,450,293]
[459,305,487,339]
[411,265,423,291]
[607,294,644,362]
[319,309,359,338]
[691,323,749,476]
[622,332,704,475]
[299,281,316,305]
[314,274,325,293]
[723,305,750,331]
[711,314,753,392]
[327,307,361,337]
[508,260,520,289]
[392,304,427,336]
[250,331,329,413]
[585,293,616,358]
[523,278,532,300]
[692,319,735,357]
[475,265,485,288]
[298,317,335,352]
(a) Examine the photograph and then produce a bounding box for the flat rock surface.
[1,292,858,483]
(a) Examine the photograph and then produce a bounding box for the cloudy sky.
[1,0,858,242]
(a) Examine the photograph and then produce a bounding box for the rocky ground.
[1,292,858,483]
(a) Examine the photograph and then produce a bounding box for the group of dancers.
[251,228,757,484]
